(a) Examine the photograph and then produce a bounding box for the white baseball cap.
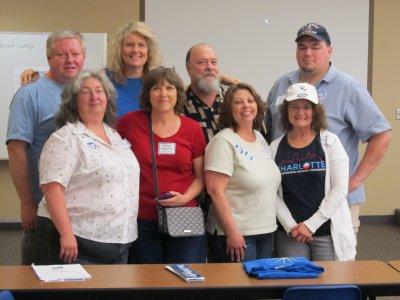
[285,83,319,104]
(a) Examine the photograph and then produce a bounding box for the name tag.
[114,139,131,149]
[158,142,176,155]
[86,137,97,149]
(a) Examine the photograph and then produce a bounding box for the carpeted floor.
[357,224,400,261]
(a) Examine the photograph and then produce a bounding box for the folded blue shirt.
[243,257,324,279]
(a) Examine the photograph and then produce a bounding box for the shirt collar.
[291,62,337,85]
[186,84,224,98]
[43,74,65,88]
[320,62,337,83]
[288,70,300,85]
[186,85,223,107]
[68,121,116,146]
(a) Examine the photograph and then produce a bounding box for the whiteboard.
[0,32,107,159]
[145,0,369,99]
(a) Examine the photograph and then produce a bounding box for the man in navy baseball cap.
[267,21,392,251]
[295,23,331,45]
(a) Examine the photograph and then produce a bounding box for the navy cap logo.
[295,22,331,44]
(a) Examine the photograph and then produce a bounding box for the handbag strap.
[148,114,160,202]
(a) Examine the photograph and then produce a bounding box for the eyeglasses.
[79,88,106,97]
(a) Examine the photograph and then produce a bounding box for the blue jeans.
[275,230,335,261]
[133,219,206,264]
[208,231,274,262]
[36,216,131,264]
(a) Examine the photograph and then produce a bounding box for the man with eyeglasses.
[6,29,86,265]
[266,23,392,245]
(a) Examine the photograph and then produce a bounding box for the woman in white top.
[271,83,356,261]
[205,83,281,262]
[36,70,140,264]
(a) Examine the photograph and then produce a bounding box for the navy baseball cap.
[295,23,331,45]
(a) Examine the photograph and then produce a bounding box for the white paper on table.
[31,263,91,282]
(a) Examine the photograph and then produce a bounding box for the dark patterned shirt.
[182,85,225,144]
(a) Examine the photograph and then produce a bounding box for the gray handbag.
[159,207,205,237]
[148,115,205,237]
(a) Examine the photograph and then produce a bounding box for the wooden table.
[388,261,400,273]
[1,261,400,299]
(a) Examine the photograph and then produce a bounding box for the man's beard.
[196,74,220,94]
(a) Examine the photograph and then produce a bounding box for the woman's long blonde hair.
[107,21,162,83]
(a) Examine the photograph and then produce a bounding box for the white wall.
[145,0,369,98]
[0,32,107,159]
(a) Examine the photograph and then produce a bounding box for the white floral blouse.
[37,121,139,244]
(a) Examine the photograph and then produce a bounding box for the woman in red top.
[117,67,206,263]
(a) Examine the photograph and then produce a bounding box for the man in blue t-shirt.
[6,29,86,265]
[267,23,392,241]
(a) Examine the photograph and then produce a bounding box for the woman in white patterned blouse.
[35,70,140,264]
